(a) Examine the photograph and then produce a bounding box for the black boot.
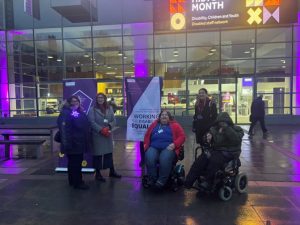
[109,167,122,178]
[95,169,106,182]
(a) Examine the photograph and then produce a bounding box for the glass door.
[237,77,253,123]
[220,77,236,123]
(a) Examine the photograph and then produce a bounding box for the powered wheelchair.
[193,145,248,201]
[142,146,185,192]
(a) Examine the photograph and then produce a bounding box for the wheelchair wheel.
[142,175,150,188]
[218,186,233,201]
[176,166,185,186]
[235,172,248,194]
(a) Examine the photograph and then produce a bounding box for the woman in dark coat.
[193,88,217,145]
[88,93,121,182]
[57,95,90,190]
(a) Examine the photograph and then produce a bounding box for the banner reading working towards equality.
[125,77,163,141]
[56,78,97,172]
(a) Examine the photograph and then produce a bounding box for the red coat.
[143,120,186,156]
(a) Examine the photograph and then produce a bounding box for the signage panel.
[154,0,298,31]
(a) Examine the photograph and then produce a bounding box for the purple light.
[296,12,300,115]
[0,31,9,117]
[130,23,151,78]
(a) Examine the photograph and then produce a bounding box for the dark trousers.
[248,116,268,134]
[140,141,145,164]
[185,151,233,188]
[67,154,83,187]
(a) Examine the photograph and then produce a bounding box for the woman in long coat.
[88,93,121,181]
[57,95,90,190]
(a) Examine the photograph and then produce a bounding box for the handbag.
[54,130,61,143]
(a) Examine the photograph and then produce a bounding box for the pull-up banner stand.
[125,77,162,141]
[56,78,97,173]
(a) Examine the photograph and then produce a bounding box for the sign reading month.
[155,0,298,31]
[188,0,298,29]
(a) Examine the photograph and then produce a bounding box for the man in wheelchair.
[185,112,244,192]
[143,110,186,190]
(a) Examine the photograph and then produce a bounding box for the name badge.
[104,119,108,123]
[158,129,163,134]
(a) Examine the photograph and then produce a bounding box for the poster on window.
[125,77,163,141]
[56,78,97,172]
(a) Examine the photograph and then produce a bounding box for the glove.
[100,127,111,137]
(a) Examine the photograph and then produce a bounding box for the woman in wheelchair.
[185,112,244,191]
[143,110,186,190]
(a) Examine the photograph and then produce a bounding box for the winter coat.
[57,107,91,155]
[209,112,244,158]
[251,96,265,118]
[194,98,217,144]
[88,106,116,156]
[144,120,186,157]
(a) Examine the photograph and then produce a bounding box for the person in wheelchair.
[143,110,186,190]
[185,112,244,190]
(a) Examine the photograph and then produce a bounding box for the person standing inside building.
[57,95,90,190]
[248,95,268,138]
[88,93,122,182]
[108,97,117,114]
[193,88,218,146]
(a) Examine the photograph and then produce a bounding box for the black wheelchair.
[142,147,185,192]
[194,145,248,201]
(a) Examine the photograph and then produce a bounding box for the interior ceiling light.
[173,48,179,57]
[123,55,127,59]
[244,51,250,54]
[56,58,62,62]
[210,48,217,52]
[83,53,89,58]
[281,59,286,64]
[107,66,111,69]
[47,55,53,59]
[118,51,123,56]
[208,52,214,56]
[250,47,255,50]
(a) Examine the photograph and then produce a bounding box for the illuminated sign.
[154,0,298,31]
[187,0,298,28]
[169,0,186,30]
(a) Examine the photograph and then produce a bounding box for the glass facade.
[0,0,300,123]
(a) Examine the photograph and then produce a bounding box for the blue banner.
[56,79,97,172]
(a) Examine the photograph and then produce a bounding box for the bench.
[0,139,46,159]
[1,131,53,157]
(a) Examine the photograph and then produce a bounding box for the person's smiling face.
[198,89,207,100]
[160,111,170,125]
[97,95,105,105]
[70,97,80,109]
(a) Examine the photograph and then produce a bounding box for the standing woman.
[193,88,218,145]
[57,95,90,190]
[88,93,122,182]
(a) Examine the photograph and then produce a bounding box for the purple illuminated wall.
[296,12,300,115]
[131,23,151,78]
[0,31,9,117]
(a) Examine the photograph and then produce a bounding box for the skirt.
[93,153,113,170]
